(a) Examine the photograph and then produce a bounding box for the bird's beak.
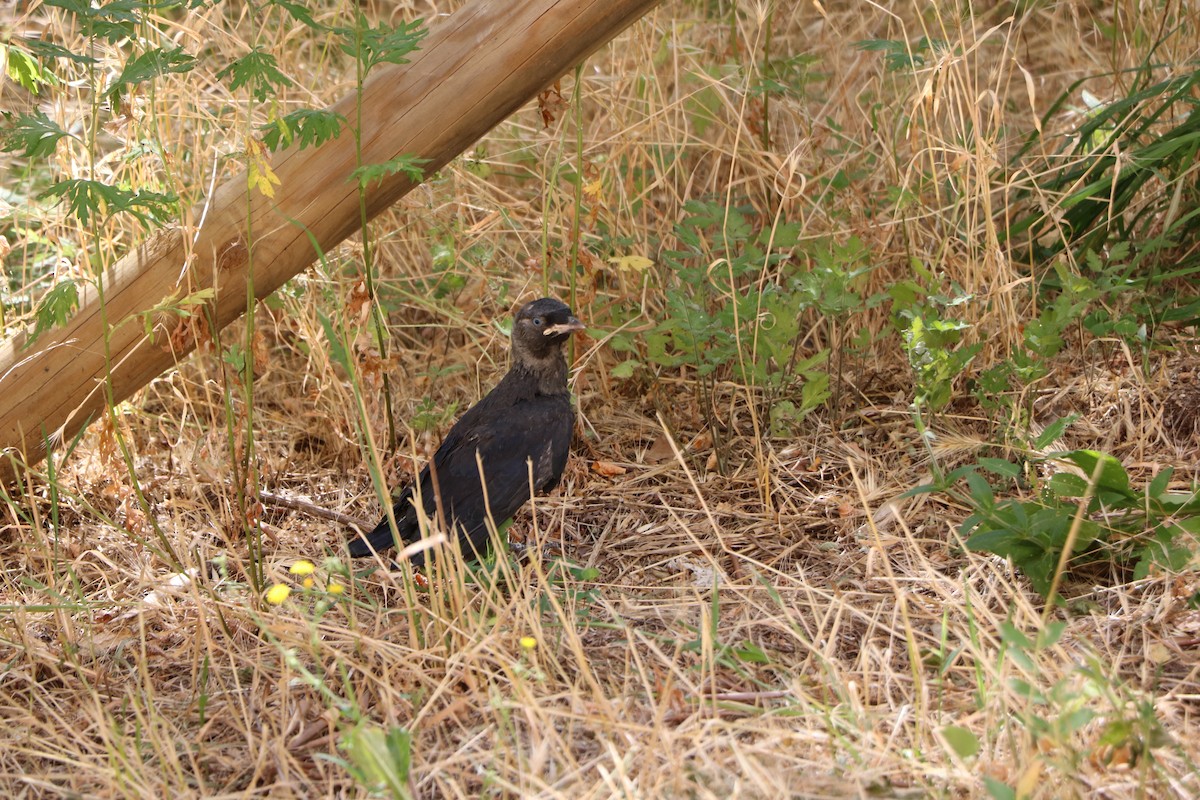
[543,317,585,337]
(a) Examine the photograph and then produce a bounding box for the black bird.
[349,298,584,566]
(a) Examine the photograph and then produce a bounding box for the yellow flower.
[302,577,314,589]
[327,582,345,596]
[520,636,537,650]
[289,560,316,576]
[266,584,291,605]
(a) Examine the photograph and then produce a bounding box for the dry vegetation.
[3,0,1200,797]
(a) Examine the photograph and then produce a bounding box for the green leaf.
[610,359,639,379]
[41,0,144,41]
[135,286,213,341]
[40,180,109,226]
[800,370,831,411]
[2,44,55,94]
[216,48,292,102]
[39,179,177,227]
[1158,491,1200,515]
[342,723,413,799]
[978,458,1021,479]
[734,640,770,664]
[791,350,829,373]
[1009,676,1044,703]
[963,471,994,507]
[966,528,1024,557]
[268,0,325,29]
[1056,450,1133,496]
[318,310,351,373]
[972,522,1064,597]
[1133,525,1194,579]
[768,220,801,249]
[1034,415,1077,449]
[1000,620,1033,651]
[351,155,428,188]
[982,776,1017,800]
[108,46,197,101]
[1061,707,1096,734]
[24,279,79,348]
[20,37,97,65]
[342,16,428,72]
[854,38,934,71]
[1037,620,1066,648]
[1,110,72,158]
[1148,467,1173,500]
[940,725,980,759]
[1047,472,1089,498]
[684,84,723,137]
[222,343,247,374]
[569,565,600,581]
[1096,720,1134,749]
[260,109,346,151]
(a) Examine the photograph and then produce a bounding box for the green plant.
[678,584,777,684]
[1006,64,1200,348]
[971,257,1101,427]
[254,558,415,799]
[618,200,832,433]
[927,448,1199,599]
[536,560,602,627]
[856,36,954,72]
[900,313,976,413]
[2,0,189,236]
[409,392,459,433]
[974,620,1173,799]
[892,275,981,414]
[341,723,415,800]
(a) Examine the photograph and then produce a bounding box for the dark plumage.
[349,298,584,566]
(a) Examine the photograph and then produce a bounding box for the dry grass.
[3,0,1200,797]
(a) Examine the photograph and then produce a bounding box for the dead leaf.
[645,435,676,463]
[592,460,627,477]
[537,81,565,128]
[609,254,654,273]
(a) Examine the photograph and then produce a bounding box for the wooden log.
[0,0,661,484]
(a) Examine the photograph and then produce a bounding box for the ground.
[2,0,1199,797]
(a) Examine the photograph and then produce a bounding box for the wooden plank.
[0,0,661,483]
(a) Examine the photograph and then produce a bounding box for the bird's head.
[511,297,585,364]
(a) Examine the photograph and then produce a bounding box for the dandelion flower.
[520,636,537,650]
[289,560,316,576]
[328,582,345,596]
[266,584,292,605]
[302,577,314,589]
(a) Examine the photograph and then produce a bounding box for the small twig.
[259,490,374,532]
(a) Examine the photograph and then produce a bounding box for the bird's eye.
[532,317,543,326]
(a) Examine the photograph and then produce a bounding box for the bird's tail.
[347,519,397,557]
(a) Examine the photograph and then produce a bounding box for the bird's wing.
[346,404,501,559]
[347,479,422,557]
[349,391,573,562]
[429,393,573,556]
